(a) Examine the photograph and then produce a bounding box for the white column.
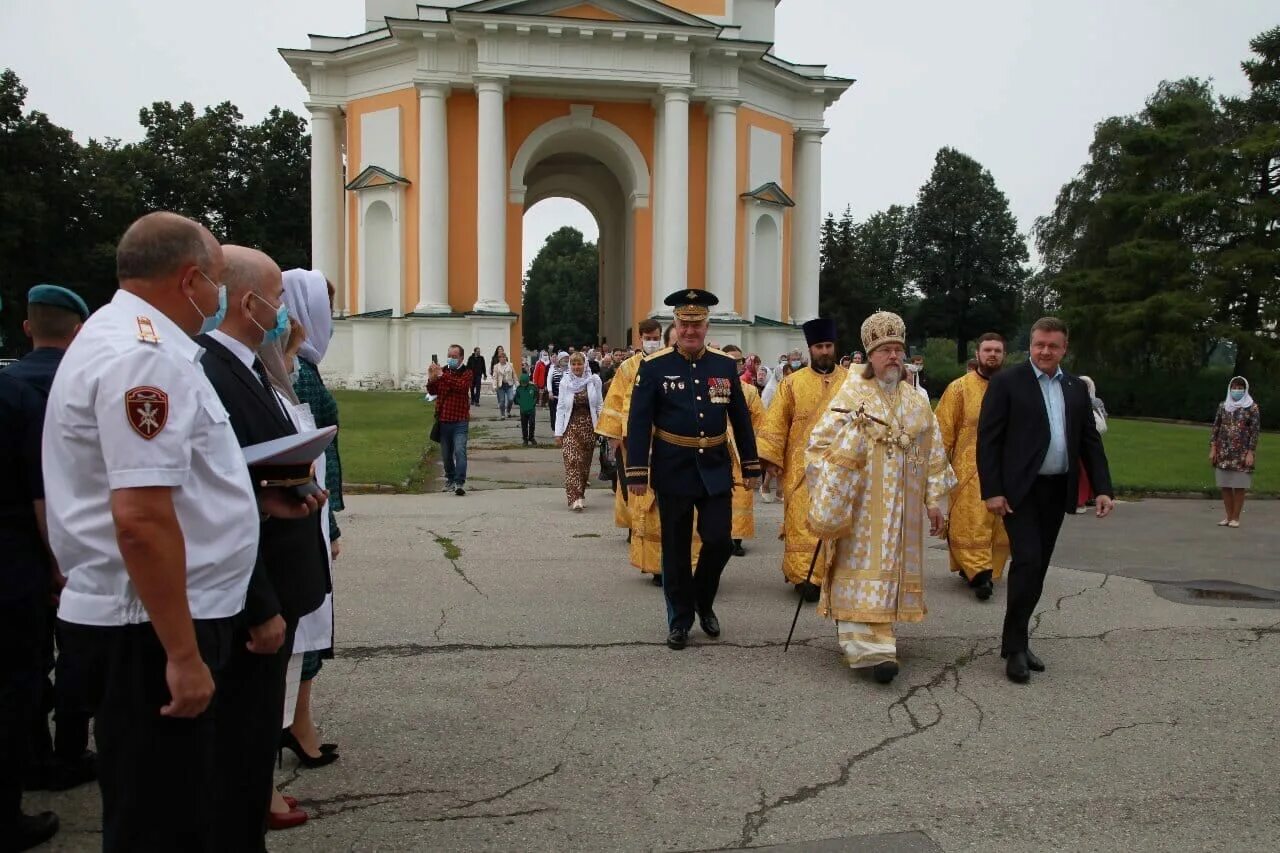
[705,99,738,316]
[649,103,665,316]
[307,104,343,288]
[474,77,510,313]
[790,128,825,324]
[415,83,451,313]
[659,86,690,300]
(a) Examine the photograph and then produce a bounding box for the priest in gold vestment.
[934,333,1009,601]
[722,345,766,555]
[806,312,955,684]
[597,318,667,584]
[757,318,847,600]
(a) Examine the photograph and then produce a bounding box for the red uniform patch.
[125,386,169,440]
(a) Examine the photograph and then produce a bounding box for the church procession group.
[597,288,1115,685]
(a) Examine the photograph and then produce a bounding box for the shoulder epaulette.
[643,346,674,362]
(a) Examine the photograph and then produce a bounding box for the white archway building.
[281,0,852,387]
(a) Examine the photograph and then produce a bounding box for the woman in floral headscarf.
[1210,376,1260,528]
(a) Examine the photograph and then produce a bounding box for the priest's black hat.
[802,318,837,347]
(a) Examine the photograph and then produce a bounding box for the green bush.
[1079,368,1277,429]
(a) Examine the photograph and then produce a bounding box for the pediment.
[457,0,716,27]
[345,165,410,191]
[741,182,795,208]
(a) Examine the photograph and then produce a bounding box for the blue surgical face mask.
[190,270,227,334]
[789,359,803,370]
[251,293,289,344]
[446,357,460,369]
[1230,389,1245,402]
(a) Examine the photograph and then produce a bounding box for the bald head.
[218,245,285,350]
[222,246,281,298]
[117,212,219,283]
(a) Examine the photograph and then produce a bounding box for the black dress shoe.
[1006,651,1031,683]
[731,539,746,557]
[698,610,721,638]
[974,578,994,601]
[6,811,59,851]
[796,581,821,602]
[666,628,689,650]
[871,661,899,684]
[1000,647,1045,672]
[651,573,663,587]
[47,752,97,792]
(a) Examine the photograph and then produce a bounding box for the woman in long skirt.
[1211,376,1261,528]
[555,352,603,511]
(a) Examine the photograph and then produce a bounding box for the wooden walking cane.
[784,539,824,652]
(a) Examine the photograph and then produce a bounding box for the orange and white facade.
[282,0,851,387]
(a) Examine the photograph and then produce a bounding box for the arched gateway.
[282,0,851,387]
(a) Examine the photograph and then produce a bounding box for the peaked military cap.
[28,284,90,321]
[663,288,719,322]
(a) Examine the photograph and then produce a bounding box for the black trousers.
[58,617,234,853]
[213,617,297,853]
[0,592,46,830]
[471,375,482,405]
[1001,474,1069,654]
[32,611,94,767]
[520,411,536,443]
[656,488,734,631]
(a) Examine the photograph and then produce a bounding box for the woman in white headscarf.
[1211,376,1261,528]
[554,351,603,511]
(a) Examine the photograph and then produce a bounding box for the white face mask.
[641,340,662,355]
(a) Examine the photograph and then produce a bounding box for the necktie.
[252,357,293,426]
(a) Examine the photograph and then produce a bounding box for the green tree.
[819,204,914,351]
[909,147,1028,363]
[521,226,599,348]
[1035,79,1229,372]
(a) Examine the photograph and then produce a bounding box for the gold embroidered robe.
[730,382,766,539]
[805,375,956,625]
[756,365,848,583]
[934,371,1009,581]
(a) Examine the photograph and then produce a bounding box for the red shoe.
[283,795,298,809]
[267,806,308,831]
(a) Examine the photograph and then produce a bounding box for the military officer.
[626,289,761,650]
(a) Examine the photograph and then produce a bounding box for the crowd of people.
[2,213,347,851]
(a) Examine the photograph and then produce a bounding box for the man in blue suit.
[626,289,761,650]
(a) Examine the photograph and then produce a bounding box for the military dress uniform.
[43,288,260,852]
[626,290,761,648]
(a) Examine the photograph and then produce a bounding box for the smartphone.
[431,354,438,364]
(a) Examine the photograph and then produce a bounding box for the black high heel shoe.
[280,729,339,768]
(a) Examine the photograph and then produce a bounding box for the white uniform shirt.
[44,289,259,626]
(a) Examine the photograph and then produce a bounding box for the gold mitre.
[861,311,906,354]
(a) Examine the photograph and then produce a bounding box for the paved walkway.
[31,397,1280,851]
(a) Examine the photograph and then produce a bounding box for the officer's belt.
[654,428,727,449]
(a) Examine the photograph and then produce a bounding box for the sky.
[2,0,1274,272]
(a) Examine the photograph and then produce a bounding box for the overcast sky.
[2,1,1274,272]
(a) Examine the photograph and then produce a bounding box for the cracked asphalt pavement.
[29,408,1280,851]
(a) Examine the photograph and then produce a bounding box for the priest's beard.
[811,353,836,374]
[878,367,902,387]
[978,359,1004,378]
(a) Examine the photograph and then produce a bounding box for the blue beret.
[28,284,89,321]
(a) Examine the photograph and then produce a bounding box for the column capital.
[303,102,342,118]
[658,84,694,102]
[794,126,829,141]
[704,97,741,116]
[415,80,452,99]
[474,76,509,97]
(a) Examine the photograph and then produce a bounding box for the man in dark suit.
[197,246,329,849]
[626,289,761,650]
[977,317,1115,684]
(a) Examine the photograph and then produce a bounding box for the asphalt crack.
[1030,574,1111,637]
[342,637,824,661]
[433,608,448,642]
[387,807,552,824]
[1095,719,1179,741]
[427,529,485,597]
[737,640,993,847]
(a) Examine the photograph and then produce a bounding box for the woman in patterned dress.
[1211,376,1261,528]
[554,351,604,511]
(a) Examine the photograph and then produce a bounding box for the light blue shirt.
[1034,364,1069,475]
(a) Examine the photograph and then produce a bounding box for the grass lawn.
[333,391,434,491]
[1105,418,1278,496]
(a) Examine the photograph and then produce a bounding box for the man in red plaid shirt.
[427,344,472,496]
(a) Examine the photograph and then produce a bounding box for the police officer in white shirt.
[42,212,324,853]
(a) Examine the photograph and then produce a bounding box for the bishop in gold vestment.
[934,361,1009,599]
[806,312,955,683]
[757,319,847,596]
